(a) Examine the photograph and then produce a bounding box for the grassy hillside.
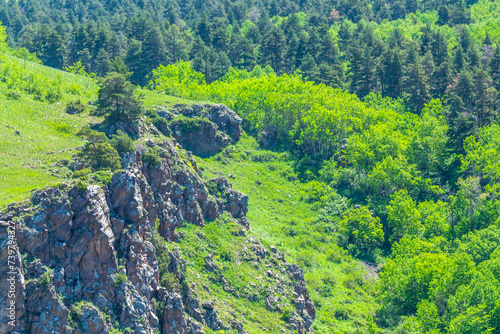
[194,134,379,333]
[0,54,199,207]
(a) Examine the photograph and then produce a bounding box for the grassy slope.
[0,56,199,207]
[194,134,379,333]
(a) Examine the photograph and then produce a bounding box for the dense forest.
[3,0,500,332]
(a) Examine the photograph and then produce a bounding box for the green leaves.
[339,206,384,253]
[150,61,206,97]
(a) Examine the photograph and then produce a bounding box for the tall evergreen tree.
[261,26,286,74]
[380,48,402,99]
[402,45,431,113]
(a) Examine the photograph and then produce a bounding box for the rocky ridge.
[0,104,315,334]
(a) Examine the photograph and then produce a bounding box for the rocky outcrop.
[0,137,252,334]
[155,104,242,157]
[108,118,160,139]
[0,125,315,333]
[206,177,249,227]
[259,124,278,149]
[287,264,316,331]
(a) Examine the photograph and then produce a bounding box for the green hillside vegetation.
[0,26,196,206]
[2,0,500,330]
[149,61,500,331]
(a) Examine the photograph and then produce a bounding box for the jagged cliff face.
[0,105,315,334]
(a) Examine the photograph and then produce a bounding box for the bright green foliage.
[339,207,384,252]
[387,189,422,242]
[0,53,96,102]
[114,272,128,287]
[150,62,205,97]
[462,124,500,183]
[72,168,92,181]
[92,171,113,186]
[196,134,379,332]
[448,305,494,334]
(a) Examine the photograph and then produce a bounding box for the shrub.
[40,271,51,286]
[300,180,331,204]
[114,272,128,287]
[219,249,233,262]
[142,146,162,167]
[281,306,294,321]
[72,168,92,181]
[76,180,87,193]
[174,116,212,134]
[160,272,178,290]
[339,207,384,253]
[206,180,223,197]
[146,110,171,135]
[77,129,122,171]
[110,130,135,154]
[93,171,112,186]
[66,99,87,114]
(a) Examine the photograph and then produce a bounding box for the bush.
[66,99,86,114]
[339,207,384,253]
[114,272,128,287]
[142,146,162,167]
[160,272,178,290]
[40,271,51,286]
[72,168,92,181]
[219,249,233,262]
[174,116,212,134]
[146,110,171,135]
[76,180,87,193]
[281,306,294,321]
[300,180,331,204]
[110,130,135,154]
[93,171,112,186]
[206,180,223,197]
[77,129,122,171]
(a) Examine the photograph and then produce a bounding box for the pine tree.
[490,45,500,91]
[446,71,475,152]
[466,45,479,68]
[459,26,474,53]
[125,39,146,85]
[316,62,344,89]
[380,48,402,99]
[453,46,465,73]
[437,6,449,25]
[352,45,377,99]
[95,48,110,76]
[473,69,497,127]
[95,72,143,124]
[165,24,190,63]
[299,53,318,82]
[432,60,451,97]
[261,27,286,74]
[109,57,131,78]
[402,45,431,113]
[484,32,493,46]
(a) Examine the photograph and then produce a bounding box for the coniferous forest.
[2,0,500,333]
